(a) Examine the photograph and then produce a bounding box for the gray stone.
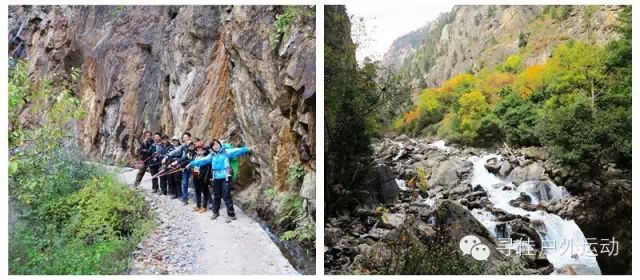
[520,147,549,161]
[428,157,473,188]
[508,162,545,186]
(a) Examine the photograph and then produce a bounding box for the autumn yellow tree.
[457,90,490,140]
[501,55,522,73]
[515,64,547,98]
[544,41,606,106]
[477,72,515,104]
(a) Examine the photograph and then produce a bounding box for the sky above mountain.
[346,3,453,63]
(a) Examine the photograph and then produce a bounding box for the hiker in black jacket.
[156,134,172,195]
[148,132,163,193]
[166,136,183,199]
[163,132,193,204]
[134,131,155,188]
[191,141,211,213]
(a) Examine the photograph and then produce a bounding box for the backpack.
[222,143,239,182]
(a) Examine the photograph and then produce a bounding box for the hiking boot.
[198,208,207,213]
[210,213,220,220]
[182,200,188,205]
[192,207,200,212]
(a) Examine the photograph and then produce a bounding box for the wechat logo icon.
[459,235,490,261]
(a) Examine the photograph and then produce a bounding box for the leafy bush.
[500,55,522,73]
[552,6,573,21]
[8,58,152,275]
[276,193,305,228]
[539,93,631,174]
[9,152,153,275]
[274,6,298,35]
[277,192,315,242]
[490,36,498,46]
[518,32,529,48]
[475,114,504,147]
[286,162,306,190]
[487,6,496,18]
[494,92,541,147]
[264,187,277,200]
[112,5,125,19]
[280,219,315,242]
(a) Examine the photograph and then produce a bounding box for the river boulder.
[427,157,473,188]
[361,164,400,207]
[508,162,545,186]
[520,147,549,161]
[484,157,501,174]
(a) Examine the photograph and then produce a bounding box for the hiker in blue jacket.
[186,139,256,223]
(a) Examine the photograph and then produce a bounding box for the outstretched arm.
[189,153,213,167]
[166,144,186,158]
[226,147,250,159]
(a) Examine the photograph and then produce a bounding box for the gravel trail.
[117,167,297,275]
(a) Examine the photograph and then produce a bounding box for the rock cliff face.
[9,5,315,238]
[380,24,428,72]
[382,5,623,92]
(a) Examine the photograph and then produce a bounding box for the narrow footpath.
[117,167,297,275]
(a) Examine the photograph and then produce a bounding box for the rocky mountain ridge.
[382,5,623,93]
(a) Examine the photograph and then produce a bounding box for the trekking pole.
[133,152,158,168]
[142,167,184,183]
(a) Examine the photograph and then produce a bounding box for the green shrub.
[277,193,315,242]
[539,93,631,175]
[271,6,299,48]
[286,162,305,189]
[490,36,498,46]
[494,92,541,147]
[9,152,153,275]
[475,114,504,147]
[112,5,125,19]
[500,55,522,73]
[487,6,496,18]
[554,6,573,21]
[518,32,529,48]
[280,219,315,242]
[9,58,152,275]
[276,193,305,227]
[264,187,277,200]
[274,6,298,35]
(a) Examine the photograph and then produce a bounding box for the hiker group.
[132,131,256,223]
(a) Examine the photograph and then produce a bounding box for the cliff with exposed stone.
[8,5,316,246]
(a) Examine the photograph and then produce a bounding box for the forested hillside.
[392,6,631,176]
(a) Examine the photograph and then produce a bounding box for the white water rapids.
[396,141,601,274]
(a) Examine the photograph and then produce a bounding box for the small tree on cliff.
[8,59,87,203]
